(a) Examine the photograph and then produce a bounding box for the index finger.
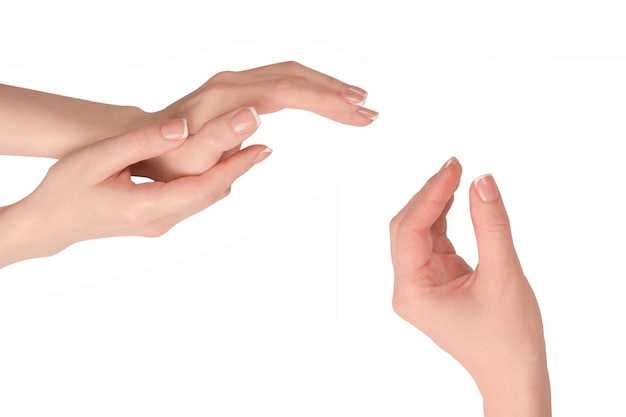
[390,158,462,277]
[222,61,364,95]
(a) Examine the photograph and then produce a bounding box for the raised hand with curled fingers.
[390,157,552,417]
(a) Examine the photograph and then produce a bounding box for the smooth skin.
[0,117,271,268]
[1,61,550,414]
[390,157,551,417]
[0,61,378,268]
[0,61,377,181]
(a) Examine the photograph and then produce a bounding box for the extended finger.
[469,174,522,278]
[55,119,188,184]
[224,81,376,126]
[214,61,365,96]
[185,79,376,132]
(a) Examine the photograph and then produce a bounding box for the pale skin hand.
[390,157,551,417]
[0,61,377,181]
[139,61,377,181]
[0,116,271,269]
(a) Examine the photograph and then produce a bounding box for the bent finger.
[390,157,462,277]
[157,145,272,218]
[392,157,462,236]
[178,106,261,172]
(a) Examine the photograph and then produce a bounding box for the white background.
[1,1,625,415]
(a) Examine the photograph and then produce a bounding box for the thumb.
[470,174,522,274]
[72,119,189,184]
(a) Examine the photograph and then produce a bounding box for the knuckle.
[270,78,297,94]
[206,189,226,206]
[391,294,410,320]
[219,187,232,200]
[280,60,304,73]
[141,223,170,238]
[389,213,402,233]
[199,82,229,102]
[196,121,221,148]
[127,128,151,155]
[481,213,511,234]
[209,70,236,83]
[276,61,309,85]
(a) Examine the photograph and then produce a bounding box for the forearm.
[0,84,149,158]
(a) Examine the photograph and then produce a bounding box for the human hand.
[137,61,378,181]
[0,116,271,268]
[389,158,551,417]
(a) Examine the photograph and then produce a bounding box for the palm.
[428,249,473,288]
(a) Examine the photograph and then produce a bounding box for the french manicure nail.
[347,85,368,98]
[347,85,368,104]
[473,174,500,202]
[254,147,273,164]
[439,157,457,172]
[232,106,261,135]
[161,119,188,140]
[341,92,366,106]
[357,108,379,121]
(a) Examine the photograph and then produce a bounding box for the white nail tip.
[181,118,189,139]
[248,106,261,128]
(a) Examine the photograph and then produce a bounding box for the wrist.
[0,195,73,268]
[475,357,551,417]
[0,202,47,268]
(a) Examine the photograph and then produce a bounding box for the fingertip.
[231,106,261,135]
[439,156,460,173]
[253,146,273,164]
[434,156,462,190]
[357,108,379,122]
[394,156,462,233]
[473,174,500,202]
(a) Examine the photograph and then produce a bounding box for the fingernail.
[161,119,188,140]
[473,174,500,202]
[341,92,366,106]
[439,157,457,173]
[232,106,261,135]
[254,147,273,164]
[347,86,368,104]
[347,85,368,98]
[357,108,379,121]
